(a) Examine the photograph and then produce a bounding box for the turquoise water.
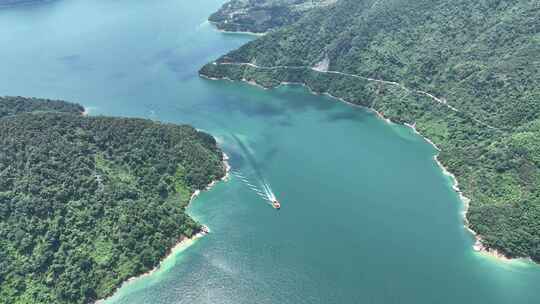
[1,1,540,303]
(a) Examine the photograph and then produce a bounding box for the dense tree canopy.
[209,0,336,33]
[0,96,84,119]
[0,97,226,303]
[201,0,540,261]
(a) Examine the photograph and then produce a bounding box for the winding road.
[214,61,500,131]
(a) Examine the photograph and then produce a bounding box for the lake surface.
[1,0,540,303]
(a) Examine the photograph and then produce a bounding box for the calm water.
[1,1,540,303]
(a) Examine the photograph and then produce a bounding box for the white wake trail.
[234,170,277,206]
[261,180,276,202]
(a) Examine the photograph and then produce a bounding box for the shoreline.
[94,228,209,304]
[95,150,231,303]
[200,72,517,263]
[201,73,394,125]
[403,123,516,262]
[208,21,267,36]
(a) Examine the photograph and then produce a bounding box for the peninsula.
[0,97,227,303]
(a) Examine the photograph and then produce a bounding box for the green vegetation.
[209,0,336,33]
[0,97,226,303]
[201,0,540,261]
[0,96,84,118]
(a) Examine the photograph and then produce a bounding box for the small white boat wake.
[229,134,280,209]
[232,170,277,207]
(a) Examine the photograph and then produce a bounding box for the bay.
[1,0,539,303]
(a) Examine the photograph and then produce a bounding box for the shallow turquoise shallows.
[1,1,540,303]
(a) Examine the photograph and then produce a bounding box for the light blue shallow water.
[1,1,540,303]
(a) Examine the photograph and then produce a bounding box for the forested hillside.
[209,0,336,33]
[0,96,84,118]
[0,97,226,303]
[201,0,540,261]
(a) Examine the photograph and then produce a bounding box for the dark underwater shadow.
[323,108,369,123]
[57,54,93,72]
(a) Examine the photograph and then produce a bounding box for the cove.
[1,0,540,303]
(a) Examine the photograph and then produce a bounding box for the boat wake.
[229,133,280,209]
[196,20,209,31]
[231,170,277,207]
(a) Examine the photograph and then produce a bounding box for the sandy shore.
[94,227,209,304]
[95,150,231,303]
[82,106,97,116]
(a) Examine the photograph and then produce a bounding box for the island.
[0,96,227,303]
[201,0,540,262]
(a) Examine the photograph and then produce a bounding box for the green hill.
[0,96,84,118]
[209,0,337,33]
[201,0,540,261]
[0,97,226,303]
